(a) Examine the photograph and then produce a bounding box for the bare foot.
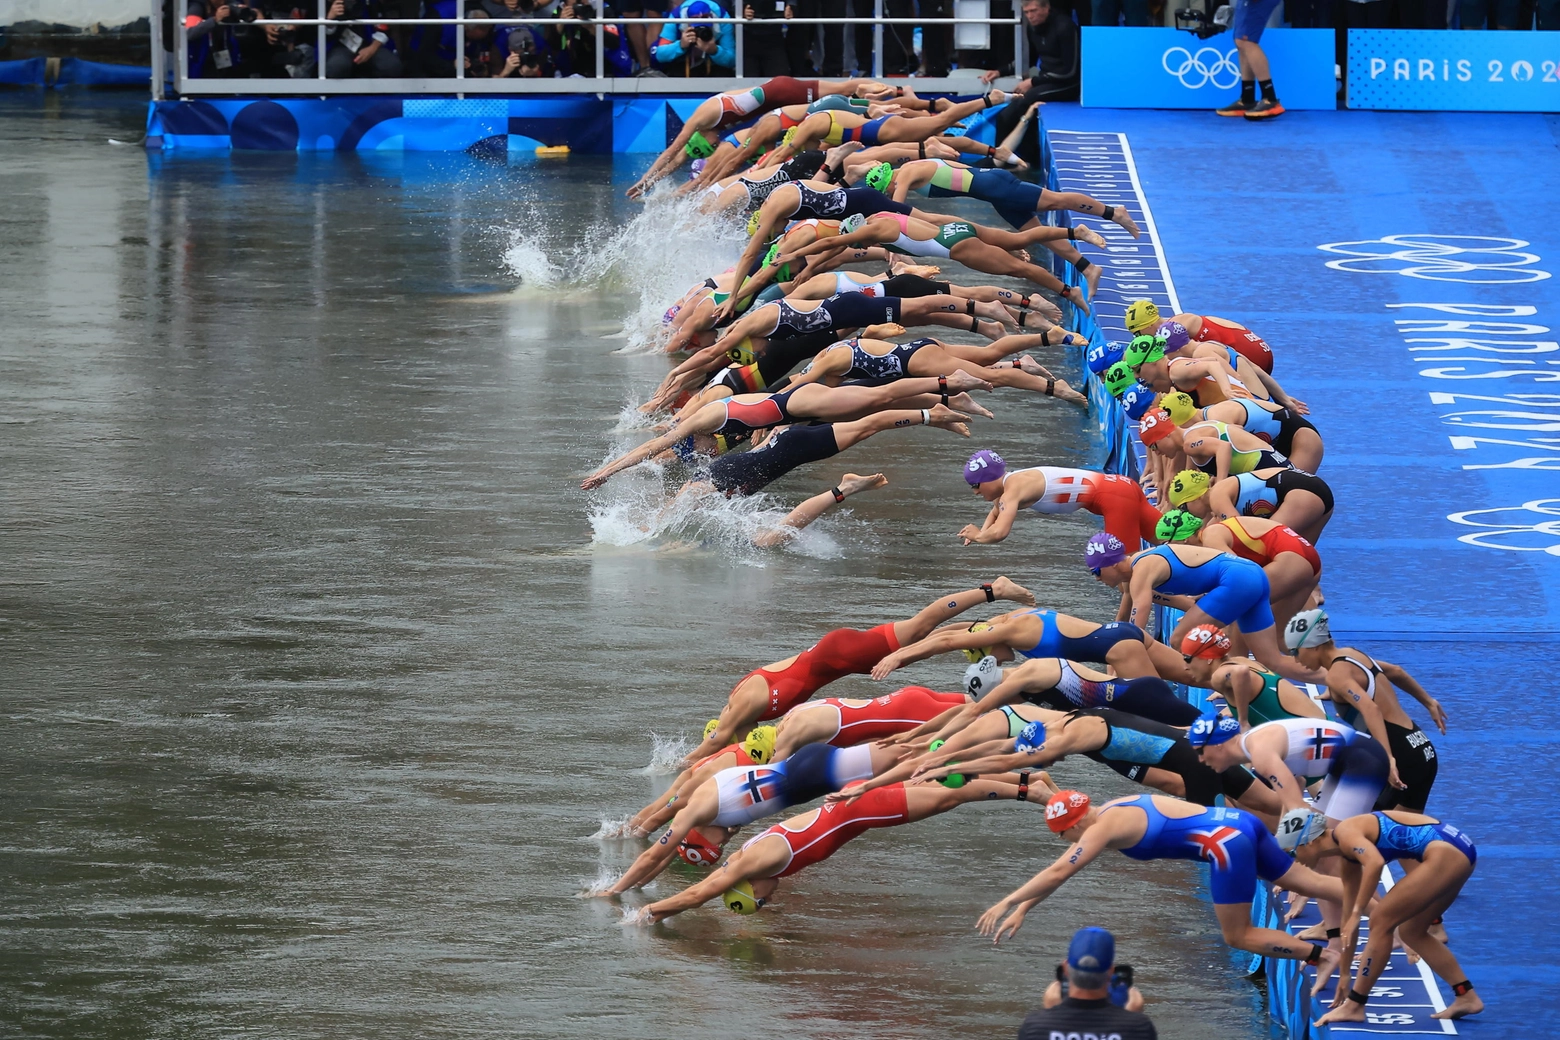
[890,262,941,279]
[1284,889,1309,923]
[926,138,960,160]
[824,141,866,170]
[864,322,907,339]
[1023,293,1063,323]
[1084,262,1103,300]
[947,391,995,419]
[1074,224,1108,249]
[991,576,1035,605]
[836,472,890,497]
[1431,989,1483,1019]
[926,402,972,436]
[1296,922,1329,942]
[979,301,1018,331]
[1017,357,1088,405]
[1014,248,1033,264]
[1111,208,1142,239]
[944,370,995,393]
[1314,1001,1365,1027]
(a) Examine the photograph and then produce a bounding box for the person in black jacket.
[981,0,1077,165]
[1018,927,1157,1040]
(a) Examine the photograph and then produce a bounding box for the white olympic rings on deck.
[1161,46,1241,90]
[1317,234,1551,284]
[1446,499,1560,555]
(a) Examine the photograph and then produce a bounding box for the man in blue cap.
[1018,926,1157,1040]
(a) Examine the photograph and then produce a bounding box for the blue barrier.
[0,57,45,85]
[57,58,150,88]
[1347,28,1560,111]
[1081,27,1338,110]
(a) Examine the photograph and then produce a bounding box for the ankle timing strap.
[1347,989,1369,1005]
[1016,771,1031,801]
[830,486,845,503]
[1452,980,1473,997]
[1102,205,1115,219]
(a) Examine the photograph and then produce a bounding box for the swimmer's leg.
[973,221,1108,251]
[892,575,1035,645]
[754,472,888,548]
[1036,189,1142,238]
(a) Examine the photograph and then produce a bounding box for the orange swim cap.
[1138,409,1176,446]
[1046,790,1091,833]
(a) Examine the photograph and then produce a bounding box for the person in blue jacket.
[653,0,735,76]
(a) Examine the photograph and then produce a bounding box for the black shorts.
[1374,721,1438,813]
[706,422,841,496]
[1270,407,1319,459]
[882,273,952,298]
[1269,468,1335,515]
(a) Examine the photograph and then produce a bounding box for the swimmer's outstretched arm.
[960,486,1024,545]
[1251,366,1305,414]
[881,702,976,748]
[871,620,1018,680]
[582,403,723,489]
[978,826,1113,943]
[1375,660,1448,734]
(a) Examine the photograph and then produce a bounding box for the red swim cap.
[1138,409,1176,446]
[677,829,725,866]
[1046,790,1091,833]
[1180,624,1232,660]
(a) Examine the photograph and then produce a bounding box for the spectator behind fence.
[546,0,627,76]
[184,0,274,77]
[653,0,735,76]
[1018,927,1157,1040]
[495,20,557,75]
[260,4,318,76]
[982,0,1077,99]
[325,0,405,77]
[740,0,789,76]
[619,0,667,72]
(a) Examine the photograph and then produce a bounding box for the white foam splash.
[588,481,847,563]
[590,815,637,841]
[639,732,693,775]
[578,866,621,897]
[500,229,562,289]
[619,905,656,928]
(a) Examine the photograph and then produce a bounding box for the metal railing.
[158,0,1026,99]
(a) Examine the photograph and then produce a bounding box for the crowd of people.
[584,75,1486,1029]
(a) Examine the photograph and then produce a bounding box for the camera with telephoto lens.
[220,4,259,22]
[572,2,594,17]
[693,23,714,40]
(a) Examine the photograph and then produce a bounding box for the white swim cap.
[964,655,1003,697]
[1276,807,1327,852]
[1284,608,1331,653]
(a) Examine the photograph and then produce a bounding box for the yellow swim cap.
[703,718,721,741]
[782,126,798,149]
[744,725,777,764]
[1161,391,1198,426]
[746,211,763,237]
[961,622,996,664]
[1125,299,1161,333]
[724,880,762,915]
[1167,469,1211,507]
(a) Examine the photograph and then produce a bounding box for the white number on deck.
[1369,986,1403,998]
[1367,1013,1415,1025]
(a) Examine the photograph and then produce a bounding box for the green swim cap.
[839,213,867,235]
[1123,334,1165,369]
[1104,361,1136,398]
[927,739,966,788]
[1155,508,1204,542]
[864,161,892,193]
[684,131,716,160]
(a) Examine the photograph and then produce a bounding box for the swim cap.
[684,131,716,160]
[723,879,762,915]
[1185,710,1242,748]
[1160,391,1198,426]
[1123,334,1164,369]
[964,655,1003,697]
[1155,508,1203,542]
[1103,361,1136,398]
[662,303,682,325]
[703,718,721,741]
[1166,469,1210,506]
[689,158,707,181]
[747,211,764,237]
[1084,532,1128,573]
[927,740,966,788]
[964,448,1006,485]
[762,241,782,271]
[838,212,868,235]
[863,161,892,193]
[1276,807,1328,853]
[743,725,777,764]
[1015,719,1047,754]
[1124,299,1161,333]
[961,622,996,664]
[1119,383,1157,421]
[1046,790,1091,833]
[1138,408,1176,446]
[677,828,725,866]
[1179,624,1231,660]
[1284,608,1332,653]
[782,126,799,149]
[1086,341,1125,376]
[1157,319,1190,352]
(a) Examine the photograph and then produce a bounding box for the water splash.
[578,866,621,897]
[619,905,656,928]
[590,815,638,841]
[638,732,692,775]
[588,480,847,563]
[500,229,562,289]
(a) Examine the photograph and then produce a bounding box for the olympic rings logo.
[1161,46,1241,90]
[1317,234,1551,284]
[1446,499,1560,555]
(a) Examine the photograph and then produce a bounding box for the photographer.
[184,0,268,78]
[546,0,603,76]
[652,0,735,76]
[496,22,557,76]
[324,0,405,77]
[1019,927,1157,1040]
[259,4,318,77]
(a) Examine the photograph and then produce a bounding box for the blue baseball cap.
[1120,382,1157,421]
[1086,341,1124,376]
[685,0,716,16]
[1186,709,1242,748]
[1067,926,1115,973]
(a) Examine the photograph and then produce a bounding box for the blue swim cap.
[1087,341,1125,376]
[1120,382,1157,421]
[1186,710,1242,748]
[1015,719,1047,754]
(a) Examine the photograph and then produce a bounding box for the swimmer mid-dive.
[770,684,971,760]
[959,450,1161,550]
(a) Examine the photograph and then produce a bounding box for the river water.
[1,95,1269,1038]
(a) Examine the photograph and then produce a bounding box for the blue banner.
[1081,27,1336,110]
[1348,29,1560,111]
